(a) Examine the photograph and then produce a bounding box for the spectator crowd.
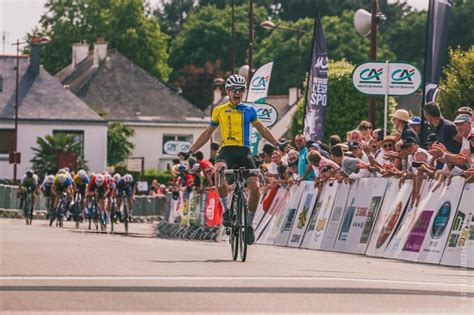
[167,102,473,207]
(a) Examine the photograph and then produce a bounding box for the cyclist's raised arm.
[252,120,278,147]
[179,125,217,159]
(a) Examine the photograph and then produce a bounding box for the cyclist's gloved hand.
[178,151,192,160]
[277,141,290,152]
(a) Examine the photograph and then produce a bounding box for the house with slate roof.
[0,43,107,180]
[57,40,209,171]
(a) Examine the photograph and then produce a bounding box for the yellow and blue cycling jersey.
[53,174,73,189]
[210,101,260,147]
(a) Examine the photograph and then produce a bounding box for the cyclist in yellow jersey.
[179,74,287,245]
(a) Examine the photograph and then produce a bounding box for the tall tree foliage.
[107,122,135,166]
[34,0,171,79]
[438,47,474,121]
[30,133,87,178]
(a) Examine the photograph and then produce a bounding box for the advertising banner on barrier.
[417,177,465,264]
[287,184,319,248]
[255,188,287,241]
[398,180,442,261]
[320,183,351,250]
[252,194,267,230]
[384,179,435,259]
[259,187,294,246]
[274,182,308,246]
[334,181,365,252]
[302,183,338,249]
[366,179,411,257]
[353,178,388,254]
[256,189,290,244]
[205,188,222,227]
[441,183,474,267]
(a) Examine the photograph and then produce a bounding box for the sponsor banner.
[205,188,222,227]
[366,179,412,257]
[259,188,293,246]
[256,188,290,244]
[418,177,465,264]
[180,190,191,226]
[303,16,329,141]
[333,181,365,252]
[274,182,309,246]
[353,178,389,254]
[246,62,273,103]
[423,0,453,103]
[319,183,351,251]
[287,184,319,248]
[383,179,435,259]
[255,188,285,241]
[163,141,191,156]
[302,182,339,249]
[300,187,325,249]
[440,183,474,267]
[352,62,421,96]
[252,193,267,230]
[199,192,207,226]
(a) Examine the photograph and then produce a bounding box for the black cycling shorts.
[215,146,257,176]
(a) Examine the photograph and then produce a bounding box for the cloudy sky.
[0,0,429,55]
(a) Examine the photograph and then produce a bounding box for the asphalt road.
[1,218,473,314]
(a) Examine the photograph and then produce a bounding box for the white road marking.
[0,276,472,288]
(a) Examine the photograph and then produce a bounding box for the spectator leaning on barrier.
[423,102,462,157]
[390,109,420,145]
[209,141,220,164]
[294,134,314,181]
[349,129,365,145]
[285,149,299,185]
[307,150,340,186]
[456,106,473,127]
[267,150,288,187]
[429,114,472,170]
[348,141,371,178]
[192,151,215,187]
[330,145,370,180]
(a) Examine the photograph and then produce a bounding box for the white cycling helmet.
[113,173,121,182]
[46,175,55,184]
[225,74,247,90]
[57,174,67,184]
[95,174,105,186]
[78,169,87,179]
[123,174,133,183]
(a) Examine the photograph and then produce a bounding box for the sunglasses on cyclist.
[230,87,246,93]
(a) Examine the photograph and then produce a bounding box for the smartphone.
[411,161,422,168]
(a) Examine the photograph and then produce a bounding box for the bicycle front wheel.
[238,193,248,262]
[229,197,238,261]
[123,198,129,234]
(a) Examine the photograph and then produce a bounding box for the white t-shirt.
[407,147,432,175]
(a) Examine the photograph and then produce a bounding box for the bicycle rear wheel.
[238,193,248,262]
[123,198,129,234]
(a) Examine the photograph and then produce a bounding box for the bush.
[290,60,396,142]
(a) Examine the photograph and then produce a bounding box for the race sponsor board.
[365,179,412,257]
[287,184,319,248]
[440,183,474,267]
[258,188,292,245]
[302,182,339,250]
[274,183,307,246]
[384,179,435,259]
[353,178,388,254]
[417,177,465,264]
[255,188,287,242]
[318,182,353,251]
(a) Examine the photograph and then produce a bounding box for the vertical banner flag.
[246,62,274,155]
[423,0,453,104]
[303,16,328,141]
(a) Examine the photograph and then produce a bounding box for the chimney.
[72,42,89,69]
[93,37,108,67]
[28,43,41,76]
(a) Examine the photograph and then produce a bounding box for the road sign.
[352,61,421,96]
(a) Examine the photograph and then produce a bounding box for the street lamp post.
[247,0,254,87]
[368,0,377,127]
[260,20,305,99]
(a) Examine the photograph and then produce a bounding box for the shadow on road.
[150,259,231,263]
[1,286,471,297]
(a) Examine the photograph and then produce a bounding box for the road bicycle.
[50,192,68,227]
[22,187,34,225]
[72,191,83,229]
[88,194,106,231]
[218,167,261,262]
[110,195,117,232]
[120,191,131,234]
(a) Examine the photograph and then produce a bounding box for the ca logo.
[391,69,415,83]
[360,68,383,82]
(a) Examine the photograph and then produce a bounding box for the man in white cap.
[390,109,419,144]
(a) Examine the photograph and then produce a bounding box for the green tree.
[289,60,396,141]
[30,133,87,178]
[256,11,395,95]
[34,0,171,79]
[438,47,474,121]
[448,0,474,52]
[107,122,135,166]
[154,0,195,37]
